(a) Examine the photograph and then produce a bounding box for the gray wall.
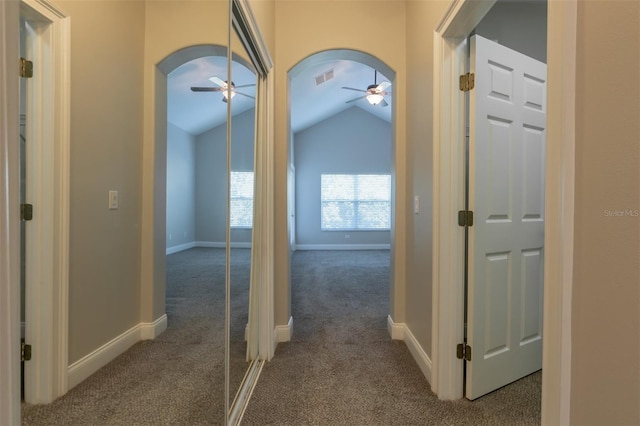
[166,123,196,251]
[195,108,255,245]
[474,0,547,63]
[294,106,391,248]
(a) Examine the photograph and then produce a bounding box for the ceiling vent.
[314,68,335,86]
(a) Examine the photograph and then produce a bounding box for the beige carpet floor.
[20,249,541,425]
[241,250,541,425]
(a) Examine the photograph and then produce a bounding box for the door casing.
[20,0,70,406]
[431,0,576,424]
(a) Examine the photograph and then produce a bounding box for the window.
[321,174,391,230]
[230,171,254,228]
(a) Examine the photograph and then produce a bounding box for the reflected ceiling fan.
[191,76,255,102]
[341,70,391,107]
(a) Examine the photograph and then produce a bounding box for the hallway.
[242,250,541,425]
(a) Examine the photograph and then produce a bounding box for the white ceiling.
[167,56,257,136]
[290,59,391,133]
[167,56,392,136]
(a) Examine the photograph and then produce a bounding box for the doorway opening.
[460,0,548,401]
[286,50,397,344]
[433,0,576,422]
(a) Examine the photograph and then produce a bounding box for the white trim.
[229,359,264,426]
[295,244,390,251]
[404,325,433,385]
[166,242,196,255]
[541,1,576,424]
[67,316,167,390]
[140,314,168,340]
[387,316,432,385]
[431,23,469,401]
[386,314,405,340]
[232,0,272,76]
[275,316,293,343]
[195,241,252,249]
[0,1,22,423]
[256,70,276,361]
[20,0,71,404]
[67,326,139,390]
[432,1,576,423]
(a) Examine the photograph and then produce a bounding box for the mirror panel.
[227,0,273,422]
[160,4,233,424]
[228,34,257,413]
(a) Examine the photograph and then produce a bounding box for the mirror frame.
[227,0,273,424]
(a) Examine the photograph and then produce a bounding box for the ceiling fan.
[191,76,256,102]
[341,70,391,107]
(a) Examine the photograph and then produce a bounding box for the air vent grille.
[314,68,335,86]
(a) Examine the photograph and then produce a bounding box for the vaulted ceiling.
[167,56,392,136]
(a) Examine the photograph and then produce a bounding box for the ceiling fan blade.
[378,98,389,107]
[209,76,227,87]
[345,96,366,104]
[235,91,256,100]
[234,83,256,89]
[376,81,391,92]
[341,86,367,93]
[191,87,222,92]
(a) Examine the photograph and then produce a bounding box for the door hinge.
[20,58,33,78]
[21,342,32,362]
[457,343,472,361]
[458,210,473,227]
[21,203,33,221]
[459,72,475,91]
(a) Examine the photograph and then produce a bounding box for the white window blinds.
[230,171,254,228]
[321,174,391,230]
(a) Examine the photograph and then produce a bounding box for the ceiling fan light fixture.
[222,89,236,100]
[366,93,384,105]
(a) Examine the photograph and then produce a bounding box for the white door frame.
[1,2,23,423]
[431,0,576,424]
[0,0,69,417]
[21,0,70,404]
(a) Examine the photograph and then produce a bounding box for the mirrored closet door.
[226,0,273,423]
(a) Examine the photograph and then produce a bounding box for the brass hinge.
[458,210,473,227]
[459,72,475,92]
[20,58,33,78]
[456,343,472,361]
[21,342,32,362]
[21,203,33,221]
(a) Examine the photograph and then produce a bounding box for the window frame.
[230,170,254,229]
[320,173,391,231]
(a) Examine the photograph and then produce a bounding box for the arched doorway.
[284,49,399,344]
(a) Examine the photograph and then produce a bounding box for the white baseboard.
[67,315,168,390]
[195,241,252,249]
[295,244,390,251]
[387,315,432,385]
[195,241,225,248]
[275,316,293,343]
[387,314,405,340]
[167,242,253,254]
[166,242,196,255]
[403,324,433,385]
[140,314,167,340]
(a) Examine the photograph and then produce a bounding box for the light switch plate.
[109,190,118,210]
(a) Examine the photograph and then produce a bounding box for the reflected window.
[230,171,254,228]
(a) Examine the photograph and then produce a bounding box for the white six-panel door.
[466,35,547,400]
